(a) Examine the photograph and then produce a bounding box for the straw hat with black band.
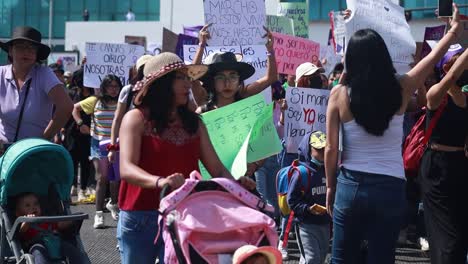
[132,52,208,106]
[0,26,51,61]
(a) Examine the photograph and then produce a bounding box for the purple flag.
[183,25,203,38]
[421,25,446,59]
[175,34,199,60]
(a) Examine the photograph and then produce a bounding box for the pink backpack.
[157,171,278,264]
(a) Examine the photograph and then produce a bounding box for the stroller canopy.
[0,138,74,205]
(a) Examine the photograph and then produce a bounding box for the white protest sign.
[183,44,272,103]
[204,0,266,46]
[331,11,347,55]
[284,87,330,153]
[322,45,343,77]
[345,0,416,73]
[147,43,162,55]
[84,42,145,88]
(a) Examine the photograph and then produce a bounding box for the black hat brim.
[200,61,256,84]
[0,37,51,61]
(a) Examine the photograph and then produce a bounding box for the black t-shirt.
[427,95,468,147]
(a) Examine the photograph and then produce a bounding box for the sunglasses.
[13,41,38,51]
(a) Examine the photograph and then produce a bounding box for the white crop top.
[341,114,405,180]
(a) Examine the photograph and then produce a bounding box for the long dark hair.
[345,29,402,136]
[99,74,122,108]
[141,71,199,135]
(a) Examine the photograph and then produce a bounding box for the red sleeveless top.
[118,110,201,211]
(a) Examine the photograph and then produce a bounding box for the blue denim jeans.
[117,210,164,264]
[331,168,406,264]
[255,155,280,218]
[296,223,330,264]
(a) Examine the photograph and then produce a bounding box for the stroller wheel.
[18,254,34,264]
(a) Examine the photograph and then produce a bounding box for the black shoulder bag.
[13,79,32,142]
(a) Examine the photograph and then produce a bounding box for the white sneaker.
[70,186,77,196]
[86,186,96,196]
[278,240,289,260]
[418,237,429,251]
[93,211,105,229]
[77,189,87,202]
[106,201,119,221]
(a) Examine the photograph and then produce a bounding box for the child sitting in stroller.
[15,192,89,264]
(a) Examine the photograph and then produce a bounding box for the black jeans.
[70,135,91,190]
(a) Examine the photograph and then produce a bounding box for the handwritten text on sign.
[84,42,145,88]
[346,0,416,68]
[204,0,266,46]
[278,2,308,39]
[284,87,330,153]
[267,15,294,36]
[272,32,320,75]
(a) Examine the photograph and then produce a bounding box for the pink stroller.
[158,171,278,264]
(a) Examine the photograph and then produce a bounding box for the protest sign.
[147,43,162,55]
[278,2,308,39]
[200,94,281,179]
[183,25,204,38]
[48,52,80,73]
[420,25,446,59]
[83,42,145,88]
[329,11,347,55]
[124,35,146,50]
[345,0,416,72]
[284,87,330,153]
[204,0,266,46]
[267,15,295,36]
[162,27,178,53]
[322,45,342,77]
[272,32,320,75]
[175,34,198,60]
[183,44,272,103]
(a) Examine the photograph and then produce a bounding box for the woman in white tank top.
[324,6,463,263]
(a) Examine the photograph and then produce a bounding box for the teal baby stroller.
[0,139,89,263]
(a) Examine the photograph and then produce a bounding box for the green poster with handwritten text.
[199,94,282,179]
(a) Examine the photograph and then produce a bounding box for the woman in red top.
[117,53,255,264]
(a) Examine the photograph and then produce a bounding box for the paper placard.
[277,2,309,39]
[272,32,320,75]
[345,0,416,73]
[284,87,330,153]
[84,42,145,88]
[204,0,266,46]
[267,15,295,36]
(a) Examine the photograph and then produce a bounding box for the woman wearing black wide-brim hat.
[192,25,278,113]
[0,26,73,149]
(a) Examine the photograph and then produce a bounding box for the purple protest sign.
[175,34,199,60]
[183,25,203,38]
[421,25,446,60]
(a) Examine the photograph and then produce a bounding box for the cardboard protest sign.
[278,2,309,39]
[284,87,330,153]
[162,27,178,53]
[183,25,204,38]
[124,35,147,50]
[267,15,295,36]
[329,11,347,55]
[183,44,272,103]
[48,52,80,73]
[83,42,145,88]
[200,94,281,179]
[345,0,416,73]
[204,0,266,46]
[420,25,446,60]
[272,32,320,75]
[175,34,198,60]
